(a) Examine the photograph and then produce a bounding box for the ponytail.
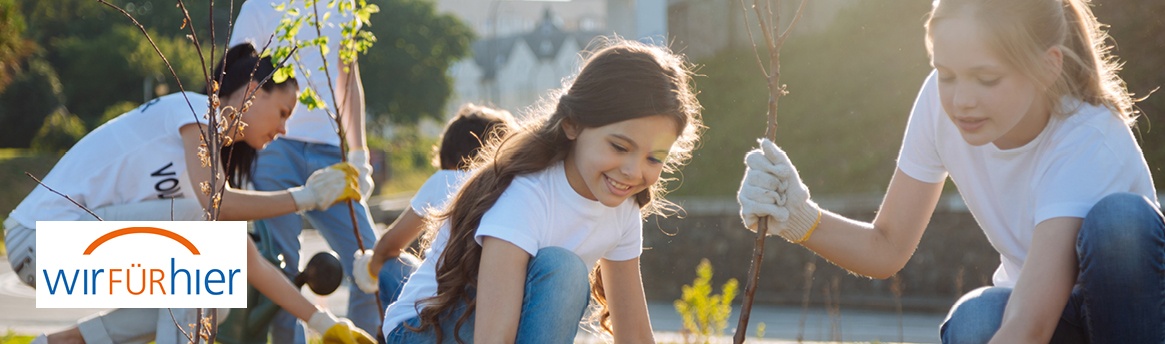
[206,43,298,186]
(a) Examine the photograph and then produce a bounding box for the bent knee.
[941,287,1007,344]
[530,247,589,292]
[1080,193,1163,259]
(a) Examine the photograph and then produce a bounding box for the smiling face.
[930,15,1053,149]
[223,83,296,150]
[562,115,679,207]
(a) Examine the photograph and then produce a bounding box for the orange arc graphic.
[83,227,200,255]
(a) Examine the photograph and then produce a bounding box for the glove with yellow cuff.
[289,163,362,212]
[308,310,376,344]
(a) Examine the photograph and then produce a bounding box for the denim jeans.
[385,247,591,343]
[378,252,421,309]
[941,193,1165,343]
[251,138,379,343]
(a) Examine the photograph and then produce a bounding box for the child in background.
[382,38,704,343]
[351,103,516,308]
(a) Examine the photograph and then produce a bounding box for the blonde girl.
[738,0,1160,343]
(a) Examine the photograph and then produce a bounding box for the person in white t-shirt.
[5,44,373,344]
[349,103,516,309]
[227,2,380,341]
[738,0,1162,343]
[381,39,705,343]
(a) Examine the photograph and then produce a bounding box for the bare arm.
[180,124,298,220]
[369,208,427,273]
[337,61,367,151]
[990,217,1081,343]
[246,238,317,321]
[801,168,944,278]
[474,237,530,343]
[599,258,655,343]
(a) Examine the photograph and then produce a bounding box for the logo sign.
[36,221,247,308]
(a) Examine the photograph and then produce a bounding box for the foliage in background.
[674,259,738,343]
[2,0,473,150]
[0,59,66,148]
[673,1,933,197]
[31,109,87,154]
[99,101,141,125]
[52,24,203,128]
[369,124,438,194]
[0,0,35,93]
[361,0,474,125]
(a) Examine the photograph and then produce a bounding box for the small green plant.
[674,258,738,343]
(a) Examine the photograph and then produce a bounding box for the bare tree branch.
[735,1,809,343]
[24,172,102,221]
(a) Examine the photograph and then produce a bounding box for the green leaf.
[298,87,327,110]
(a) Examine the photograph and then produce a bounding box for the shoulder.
[1049,100,1135,154]
[618,200,643,226]
[503,169,552,201]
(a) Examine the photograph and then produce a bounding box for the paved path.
[0,230,945,343]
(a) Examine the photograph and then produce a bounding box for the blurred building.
[434,0,853,118]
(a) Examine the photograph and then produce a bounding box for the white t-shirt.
[897,72,1157,287]
[228,0,358,146]
[9,92,208,227]
[409,169,471,215]
[382,161,644,333]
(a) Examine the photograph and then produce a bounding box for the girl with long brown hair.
[381,38,703,343]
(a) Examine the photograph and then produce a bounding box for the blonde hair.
[926,0,1137,125]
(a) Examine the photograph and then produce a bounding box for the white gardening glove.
[288,164,356,212]
[348,149,375,200]
[737,138,822,243]
[307,310,375,344]
[352,249,379,293]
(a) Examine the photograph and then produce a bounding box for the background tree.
[52,24,203,127]
[30,108,87,154]
[0,59,67,148]
[15,0,236,128]
[0,0,35,93]
[362,0,474,125]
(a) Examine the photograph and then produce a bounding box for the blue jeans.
[251,138,379,343]
[378,253,421,309]
[940,193,1165,343]
[385,247,591,343]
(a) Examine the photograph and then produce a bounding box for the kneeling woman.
[4,43,373,344]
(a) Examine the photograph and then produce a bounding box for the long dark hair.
[204,43,297,186]
[410,38,703,342]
